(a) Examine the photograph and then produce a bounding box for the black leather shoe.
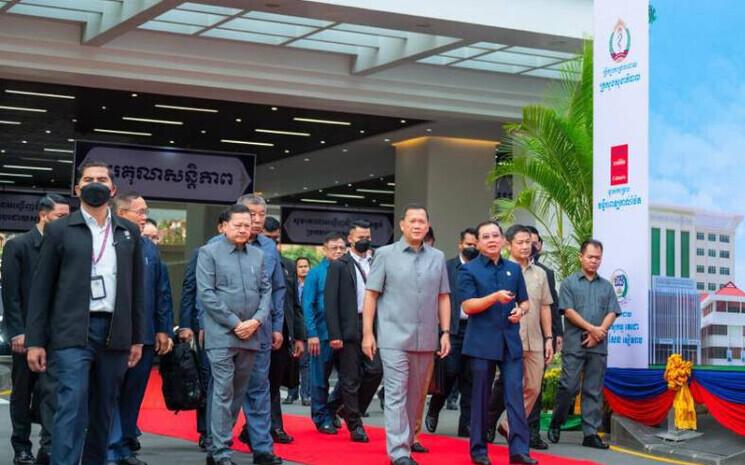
[253,452,283,465]
[317,423,338,434]
[457,425,470,438]
[332,415,342,429]
[239,426,252,449]
[446,399,458,411]
[13,451,35,465]
[425,411,438,433]
[34,450,50,465]
[582,434,609,450]
[205,457,214,465]
[282,396,296,405]
[199,434,209,450]
[509,454,538,464]
[271,428,294,444]
[486,427,496,443]
[547,425,560,444]
[529,435,549,450]
[470,456,491,465]
[497,424,508,441]
[116,457,147,465]
[390,458,417,465]
[350,425,369,442]
[411,442,429,453]
[128,438,141,452]
[215,459,236,465]
[301,398,311,406]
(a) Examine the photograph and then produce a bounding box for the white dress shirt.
[459,254,469,320]
[351,251,372,314]
[82,207,117,313]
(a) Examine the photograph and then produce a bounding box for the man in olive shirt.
[362,204,451,465]
[547,239,621,450]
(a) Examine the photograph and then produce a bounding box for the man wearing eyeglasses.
[108,192,174,465]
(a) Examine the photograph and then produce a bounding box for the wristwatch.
[544,336,553,342]
[441,329,450,334]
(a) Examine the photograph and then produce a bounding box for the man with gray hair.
[235,193,286,465]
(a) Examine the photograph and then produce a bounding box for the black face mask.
[354,239,371,254]
[462,246,479,261]
[80,182,111,207]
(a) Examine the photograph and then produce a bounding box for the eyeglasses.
[123,208,149,217]
[327,245,346,251]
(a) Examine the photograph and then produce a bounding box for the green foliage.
[281,245,324,267]
[489,41,593,279]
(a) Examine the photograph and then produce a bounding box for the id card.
[91,275,107,300]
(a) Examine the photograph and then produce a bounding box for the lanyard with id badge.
[91,222,111,301]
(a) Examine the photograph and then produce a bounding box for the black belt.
[90,312,112,318]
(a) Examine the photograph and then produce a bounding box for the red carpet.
[139,371,600,465]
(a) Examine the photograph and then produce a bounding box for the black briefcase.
[427,354,447,395]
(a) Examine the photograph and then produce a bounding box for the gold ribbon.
[664,354,696,430]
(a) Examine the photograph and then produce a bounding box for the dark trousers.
[269,338,292,431]
[108,345,156,460]
[10,352,53,454]
[51,315,129,465]
[470,357,528,458]
[488,367,544,438]
[337,336,383,430]
[196,338,211,436]
[550,351,607,436]
[309,341,338,426]
[286,352,310,401]
[426,333,471,435]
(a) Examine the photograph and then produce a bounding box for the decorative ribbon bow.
[664,354,696,430]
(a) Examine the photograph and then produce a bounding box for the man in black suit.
[425,227,478,437]
[325,220,383,442]
[25,160,145,465]
[2,194,70,465]
[262,217,306,443]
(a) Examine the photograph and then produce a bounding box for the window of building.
[697,265,705,273]
[720,267,730,276]
[720,283,726,289]
[703,303,713,315]
[696,282,705,290]
[681,231,690,278]
[651,228,661,276]
[697,248,705,256]
[708,233,717,241]
[708,283,717,291]
[727,302,740,313]
[708,249,716,257]
[720,250,730,259]
[666,230,676,277]
[720,234,730,243]
[708,266,717,274]
[697,232,705,240]
[703,347,728,359]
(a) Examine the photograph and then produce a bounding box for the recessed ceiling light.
[303,158,310,162]
[269,166,275,170]
[284,149,290,154]
[357,188,394,194]
[426,128,432,132]
[400,119,407,123]
[155,104,218,113]
[0,172,33,178]
[235,118,242,123]
[328,193,365,199]
[67,138,75,142]
[380,203,395,208]
[255,129,310,137]
[0,105,46,113]
[169,140,175,144]
[44,148,73,153]
[384,138,391,142]
[3,164,53,171]
[4,89,75,99]
[359,130,365,134]
[57,159,73,164]
[301,198,337,204]
[0,120,21,125]
[293,117,351,126]
[45,130,51,134]
[372,199,377,203]
[0,149,5,153]
[201,130,207,134]
[342,148,348,152]
[347,183,352,187]
[122,116,183,125]
[271,107,278,111]
[318,189,323,192]
[72,119,77,123]
[303,186,308,190]
[320,140,326,144]
[21,140,27,144]
[101,106,107,110]
[220,139,274,147]
[387,182,396,187]
[131,93,138,97]
[334,180,339,184]
[369,173,375,177]
[94,128,152,137]
[0,179,15,184]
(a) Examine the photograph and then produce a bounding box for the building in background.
[700,282,745,366]
[649,276,701,365]
[650,204,743,292]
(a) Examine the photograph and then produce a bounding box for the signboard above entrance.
[281,207,394,247]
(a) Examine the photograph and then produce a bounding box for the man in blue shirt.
[459,221,535,465]
[109,193,174,465]
[303,232,347,434]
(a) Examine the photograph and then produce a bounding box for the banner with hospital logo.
[593,0,649,368]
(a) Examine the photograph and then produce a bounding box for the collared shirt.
[510,258,552,352]
[350,251,372,314]
[82,207,117,313]
[458,255,469,320]
[366,237,449,352]
[302,259,330,340]
[559,271,622,355]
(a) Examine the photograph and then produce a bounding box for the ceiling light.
[44,148,74,153]
[45,130,51,134]
[122,116,183,125]
[72,119,77,123]
[131,93,138,97]
[328,193,365,199]
[0,105,46,113]
[359,130,365,134]
[94,128,151,137]
[255,129,310,137]
[380,203,395,208]
[235,118,242,123]
[0,149,5,153]
[369,173,375,177]
[342,148,348,152]
[384,138,391,142]
[301,198,337,204]
[387,182,396,187]
[169,140,175,144]
[155,104,218,113]
[284,149,290,154]
[0,172,33,178]
[303,158,310,162]
[426,128,432,132]
[400,119,407,123]
[21,140,27,144]
[5,89,75,99]
[320,140,326,144]
[0,120,21,125]
[220,139,274,147]
[201,130,207,134]
[58,160,73,164]
[356,188,394,194]
[67,138,75,142]
[303,187,308,190]
[101,106,107,110]
[3,164,53,171]
[293,117,351,126]
[0,179,15,184]
[271,107,278,111]
[269,166,275,170]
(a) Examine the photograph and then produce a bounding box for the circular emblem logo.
[609,19,631,63]
[610,269,629,301]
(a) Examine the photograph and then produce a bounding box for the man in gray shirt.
[197,204,272,465]
[362,204,451,465]
[547,239,621,450]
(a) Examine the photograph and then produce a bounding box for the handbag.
[428,354,447,395]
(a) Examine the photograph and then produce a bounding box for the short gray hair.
[236,193,266,209]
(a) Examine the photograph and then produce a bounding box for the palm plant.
[489,41,593,279]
